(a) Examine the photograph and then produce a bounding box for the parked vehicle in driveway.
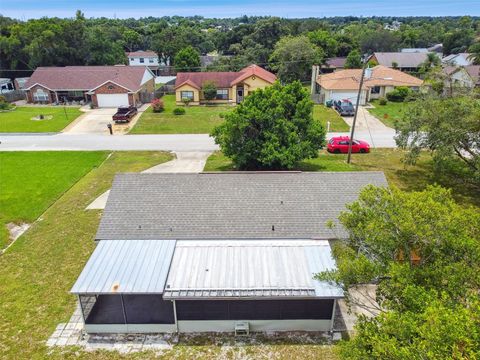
[112,105,137,123]
[327,136,370,153]
[333,99,355,116]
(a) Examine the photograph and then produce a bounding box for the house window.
[130,58,134,61]
[33,88,48,102]
[139,58,144,63]
[371,86,381,94]
[216,89,229,100]
[149,58,154,63]
[68,91,84,97]
[181,91,194,100]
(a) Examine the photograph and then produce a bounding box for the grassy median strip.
[0,106,83,132]
[0,151,108,249]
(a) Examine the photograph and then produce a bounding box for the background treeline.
[1,11,479,79]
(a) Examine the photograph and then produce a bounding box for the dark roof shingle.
[96,172,388,240]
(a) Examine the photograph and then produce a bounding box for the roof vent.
[272,225,275,231]
[137,225,142,230]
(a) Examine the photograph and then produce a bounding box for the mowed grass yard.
[205,149,480,207]
[313,105,349,132]
[130,94,348,134]
[0,150,338,359]
[0,106,83,132]
[367,100,411,128]
[0,151,107,249]
[130,94,229,134]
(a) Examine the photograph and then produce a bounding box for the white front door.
[96,94,129,108]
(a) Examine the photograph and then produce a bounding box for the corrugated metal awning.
[163,240,343,300]
[71,240,176,295]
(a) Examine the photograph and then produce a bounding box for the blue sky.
[3,0,479,19]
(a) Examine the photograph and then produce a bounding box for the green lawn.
[0,151,108,249]
[0,150,338,359]
[130,95,348,134]
[130,94,229,134]
[367,100,411,128]
[0,106,83,132]
[205,149,480,207]
[313,105,350,132]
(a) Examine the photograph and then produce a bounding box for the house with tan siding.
[174,65,276,105]
[24,66,155,108]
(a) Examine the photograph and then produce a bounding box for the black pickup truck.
[112,105,137,123]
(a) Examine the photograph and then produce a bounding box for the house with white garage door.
[315,65,423,106]
[24,66,155,108]
[71,172,387,335]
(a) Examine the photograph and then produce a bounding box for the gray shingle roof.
[96,172,387,240]
[373,52,434,68]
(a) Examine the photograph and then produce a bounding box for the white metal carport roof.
[70,240,176,295]
[163,240,344,300]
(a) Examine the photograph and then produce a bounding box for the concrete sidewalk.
[86,151,212,210]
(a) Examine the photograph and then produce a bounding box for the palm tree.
[467,43,480,65]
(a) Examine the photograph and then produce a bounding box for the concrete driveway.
[342,106,392,132]
[63,108,116,134]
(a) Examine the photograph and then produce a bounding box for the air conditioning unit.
[234,321,250,336]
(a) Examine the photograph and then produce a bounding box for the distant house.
[24,66,155,108]
[127,50,163,75]
[321,57,347,73]
[442,53,473,66]
[14,77,30,90]
[316,65,423,105]
[71,172,388,334]
[369,52,438,72]
[174,64,276,105]
[0,78,15,93]
[443,65,480,92]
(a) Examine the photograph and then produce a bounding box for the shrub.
[378,97,387,105]
[182,98,192,106]
[173,107,186,115]
[202,81,217,102]
[386,86,412,102]
[151,98,164,113]
[0,95,11,110]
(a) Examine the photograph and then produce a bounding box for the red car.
[327,136,370,154]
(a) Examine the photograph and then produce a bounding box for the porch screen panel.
[123,295,175,324]
[176,299,334,321]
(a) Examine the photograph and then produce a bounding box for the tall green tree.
[395,95,480,184]
[318,185,480,359]
[269,35,323,83]
[211,81,326,170]
[468,42,480,65]
[344,49,362,69]
[174,46,201,72]
[307,30,338,58]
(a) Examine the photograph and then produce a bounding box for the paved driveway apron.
[63,108,116,134]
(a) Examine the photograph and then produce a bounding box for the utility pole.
[347,62,367,164]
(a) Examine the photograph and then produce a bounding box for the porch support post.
[173,300,179,333]
[78,295,86,324]
[55,91,59,103]
[330,299,337,332]
[120,295,128,326]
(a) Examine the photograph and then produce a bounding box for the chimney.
[365,67,373,80]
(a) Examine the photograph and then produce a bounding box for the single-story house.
[316,65,424,105]
[443,65,480,92]
[442,53,473,67]
[174,64,276,105]
[24,66,155,108]
[369,52,439,72]
[71,172,387,334]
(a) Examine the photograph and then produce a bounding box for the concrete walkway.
[342,106,392,132]
[86,151,211,210]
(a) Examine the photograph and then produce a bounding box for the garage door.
[330,91,367,105]
[96,94,129,108]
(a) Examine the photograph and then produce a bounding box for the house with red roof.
[174,65,276,105]
[24,65,155,108]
